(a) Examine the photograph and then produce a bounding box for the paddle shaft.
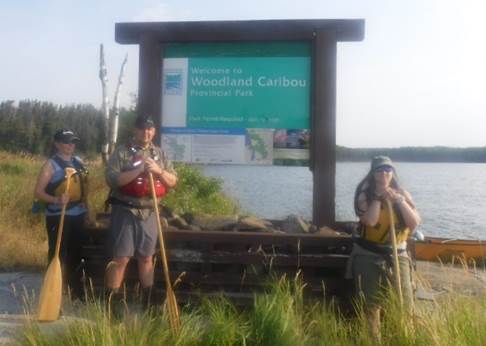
[148,172,180,333]
[386,199,403,305]
[53,178,72,257]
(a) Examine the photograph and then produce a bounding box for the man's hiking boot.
[105,288,126,320]
[141,285,157,315]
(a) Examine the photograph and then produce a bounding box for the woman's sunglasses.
[374,166,393,173]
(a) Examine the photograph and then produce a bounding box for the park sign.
[115,19,364,226]
[161,42,311,165]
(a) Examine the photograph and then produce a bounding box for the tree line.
[336,145,486,163]
[1,100,485,162]
[0,100,135,157]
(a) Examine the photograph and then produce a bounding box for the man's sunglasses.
[374,166,393,173]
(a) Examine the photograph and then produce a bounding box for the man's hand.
[145,157,163,175]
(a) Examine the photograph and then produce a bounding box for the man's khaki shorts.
[109,205,157,258]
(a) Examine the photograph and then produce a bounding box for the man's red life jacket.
[120,171,167,198]
[119,149,167,198]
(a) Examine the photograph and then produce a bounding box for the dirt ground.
[414,260,486,298]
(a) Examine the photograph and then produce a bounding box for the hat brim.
[135,125,155,130]
[373,164,394,171]
[57,136,80,144]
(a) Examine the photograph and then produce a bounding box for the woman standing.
[34,129,89,300]
[348,156,421,338]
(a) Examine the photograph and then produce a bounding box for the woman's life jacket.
[45,155,88,213]
[119,145,167,198]
[360,202,410,245]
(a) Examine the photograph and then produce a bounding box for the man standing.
[105,116,177,312]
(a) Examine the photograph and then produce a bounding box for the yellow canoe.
[414,237,486,263]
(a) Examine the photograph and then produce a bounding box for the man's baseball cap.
[371,155,394,171]
[134,116,155,129]
[53,129,80,144]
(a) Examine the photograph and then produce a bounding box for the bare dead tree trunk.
[99,44,110,164]
[109,53,128,154]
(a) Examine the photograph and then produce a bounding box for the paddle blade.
[37,257,63,321]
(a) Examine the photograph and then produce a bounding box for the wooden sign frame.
[115,19,364,227]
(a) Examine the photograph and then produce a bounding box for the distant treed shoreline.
[1,100,485,162]
[336,145,486,163]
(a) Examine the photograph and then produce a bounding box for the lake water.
[201,162,486,240]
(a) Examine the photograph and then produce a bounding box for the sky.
[1,0,485,148]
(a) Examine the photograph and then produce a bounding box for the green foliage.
[246,274,308,346]
[306,301,354,345]
[21,301,205,346]
[199,296,248,345]
[163,163,239,215]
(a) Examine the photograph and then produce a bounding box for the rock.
[170,215,189,229]
[315,226,346,237]
[160,206,176,219]
[280,215,311,234]
[335,222,358,235]
[0,272,42,315]
[181,213,194,225]
[192,214,239,231]
[237,216,273,231]
[160,216,169,229]
[166,225,180,232]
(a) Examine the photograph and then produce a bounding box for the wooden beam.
[138,33,162,141]
[116,19,364,44]
[312,30,337,227]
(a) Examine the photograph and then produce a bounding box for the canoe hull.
[414,237,486,263]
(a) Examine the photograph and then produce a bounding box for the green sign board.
[187,57,309,129]
[161,42,311,165]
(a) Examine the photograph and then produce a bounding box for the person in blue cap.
[347,156,421,339]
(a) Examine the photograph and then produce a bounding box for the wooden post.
[312,30,337,227]
[138,34,162,142]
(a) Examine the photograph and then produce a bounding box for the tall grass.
[19,273,486,345]
[0,151,46,270]
[0,150,238,270]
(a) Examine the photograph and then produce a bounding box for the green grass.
[0,150,238,270]
[18,274,486,345]
[2,149,486,344]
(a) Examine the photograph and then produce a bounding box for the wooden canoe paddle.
[386,199,403,306]
[148,172,180,333]
[37,167,77,321]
